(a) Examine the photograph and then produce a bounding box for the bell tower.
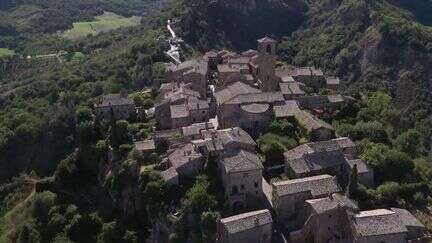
[257,36,276,56]
[256,36,278,92]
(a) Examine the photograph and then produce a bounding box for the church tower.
[256,36,278,92]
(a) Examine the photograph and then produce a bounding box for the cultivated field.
[0,48,15,58]
[62,11,141,40]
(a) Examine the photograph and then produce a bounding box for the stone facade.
[284,138,373,186]
[217,149,263,208]
[272,175,341,224]
[255,37,279,92]
[95,92,135,119]
[217,209,272,243]
[155,88,210,130]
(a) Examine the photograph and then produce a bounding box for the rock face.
[179,0,308,50]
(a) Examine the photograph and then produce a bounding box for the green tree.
[182,175,217,214]
[347,164,359,198]
[201,211,220,242]
[76,106,93,124]
[98,221,122,243]
[144,180,168,218]
[32,191,57,224]
[66,213,102,243]
[17,223,41,243]
[377,181,401,205]
[257,133,297,166]
[394,129,423,157]
[122,231,138,243]
[361,143,413,183]
[359,91,392,121]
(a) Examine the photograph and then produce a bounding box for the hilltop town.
[95,37,427,243]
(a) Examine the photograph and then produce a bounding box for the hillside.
[169,0,432,116]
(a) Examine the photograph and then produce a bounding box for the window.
[232,186,238,195]
[240,185,245,190]
[254,182,259,188]
[243,173,249,177]
[266,44,272,54]
[329,214,332,218]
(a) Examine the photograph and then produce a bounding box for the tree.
[347,164,359,198]
[122,231,138,243]
[359,91,391,121]
[182,175,217,214]
[98,221,122,243]
[257,133,297,166]
[75,106,93,124]
[395,129,423,157]
[144,180,168,218]
[361,143,413,183]
[66,213,102,243]
[32,191,57,224]
[47,212,67,239]
[377,182,401,206]
[268,119,296,138]
[109,116,131,150]
[17,223,41,243]
[201,211,220,241]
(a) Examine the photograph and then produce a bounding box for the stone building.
[294,110,334,142]
[181,122,215,142]
[291,67,326,89]
[296,94,355,112]
[195,127,257,158]
[279,81,305,100]
[284,138,374,186]
[271,175,341,226]
[292,196,426,243]
[254,37,279,92]
[325,76,340,90]
[344,159,374,187]
[160,143,205,181]
[166,58,209,98]
[350,208,426,243]
[155,87,210,130]
[134,139,156,156]
[214,81,285,134]
[217,209,273,243]
[217,149,264,208]
[94,92,135,119]
[290,193,358,243]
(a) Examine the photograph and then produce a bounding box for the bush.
[32,191,57,224]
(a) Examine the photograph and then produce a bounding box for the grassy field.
[62,11,141,40]
[0,48,15,58]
